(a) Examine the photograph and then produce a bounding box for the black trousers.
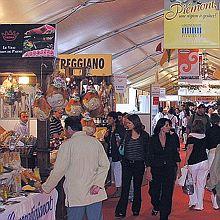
[149,166,177,220]
[115,159,145,215]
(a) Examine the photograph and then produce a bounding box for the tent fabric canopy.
[0,0,219,94]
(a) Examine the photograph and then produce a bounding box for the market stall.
[0,189,57,220]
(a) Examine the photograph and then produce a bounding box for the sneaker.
[128,197,133,203]
[151,209,159,216]
[115,212,126,218]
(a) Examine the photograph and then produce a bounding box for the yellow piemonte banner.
[58,54,112,76]
[164,0,220,49]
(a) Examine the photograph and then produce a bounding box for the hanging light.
[18,76,29,84]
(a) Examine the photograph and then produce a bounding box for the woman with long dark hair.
[115,114,149,218]
[185,119,209,210]
[147,118,181,220]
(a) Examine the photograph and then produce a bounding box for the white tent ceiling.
[0,0,219,94]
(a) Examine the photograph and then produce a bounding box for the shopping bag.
[177,166,188,186]
[182,171,194,195]
[119,145,124,156]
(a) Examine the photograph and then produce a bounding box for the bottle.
[115,133,121,147]
[34,167,41,182]
[13,171,22,193]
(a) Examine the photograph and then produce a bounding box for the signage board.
[113,74,127,93]
[0,24,56,57]
[58,54,112,76]
[178,49,199,79]
[164,0,220,48]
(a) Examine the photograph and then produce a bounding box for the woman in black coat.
[147,118,181,220]
[115,114,149,218]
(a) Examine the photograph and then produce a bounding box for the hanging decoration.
[98,80,112,117]
[82,78,102,112]
[160,49,175,66]
[65,79,83,116]
[1,74,21,105]
[46,73,68,109]
[81,112,96,136]
[33,85,51,121]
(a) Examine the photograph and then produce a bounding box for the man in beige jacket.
[42,116,110,220]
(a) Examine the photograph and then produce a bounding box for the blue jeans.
[67,202,103,220]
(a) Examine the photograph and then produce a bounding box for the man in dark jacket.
[187,104,211,135]
[105,111,125,198]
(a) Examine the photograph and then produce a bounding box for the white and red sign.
[178,49,199,79]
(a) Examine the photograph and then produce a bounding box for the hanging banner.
[178,49,199,80]
[160,88,166,98]
[113,74,127,93]
[0,24,56,57]
[164,0,220,48]
[150,84,160,134]
[58,54,112,76]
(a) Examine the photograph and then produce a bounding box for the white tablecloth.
[0,189,58,220]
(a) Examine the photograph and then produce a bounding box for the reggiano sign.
[58,54,112,76]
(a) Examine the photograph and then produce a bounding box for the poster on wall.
[58,54,112,76]
[178,49,200,80]
[0,24,56,57]
[164,0,220,48]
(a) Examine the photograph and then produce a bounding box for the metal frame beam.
[62,10,164,54]
[113,34,163,59]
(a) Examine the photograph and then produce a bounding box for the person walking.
[105,111,125,198]
[187,104,211,135]
[115,114,149,218]
[41,116,110,220]
[152,106,164,130]
[206,113,220,209]
[147,118,181,220]
[165,107,178,133]
[207,144,220,210]
[185,119,209,211]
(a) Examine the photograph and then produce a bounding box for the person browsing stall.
[41,116,110,220]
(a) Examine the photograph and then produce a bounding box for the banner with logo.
[113,74,127,93]
[0,24,56,57]
[58,54,112,76]
[0,189,58,220]
[178,49,199,80]
[160,88,166,98]
[164,0,220,48]
[150,84,160,134]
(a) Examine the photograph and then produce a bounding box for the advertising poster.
[0,24,56,57]
[58,54,112,76]
[113,74,127,94]
[178,49,200,79]
[164,0,220,48]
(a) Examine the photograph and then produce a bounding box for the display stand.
[0,57,54,180]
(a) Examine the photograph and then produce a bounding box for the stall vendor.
[14,111,29,136]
